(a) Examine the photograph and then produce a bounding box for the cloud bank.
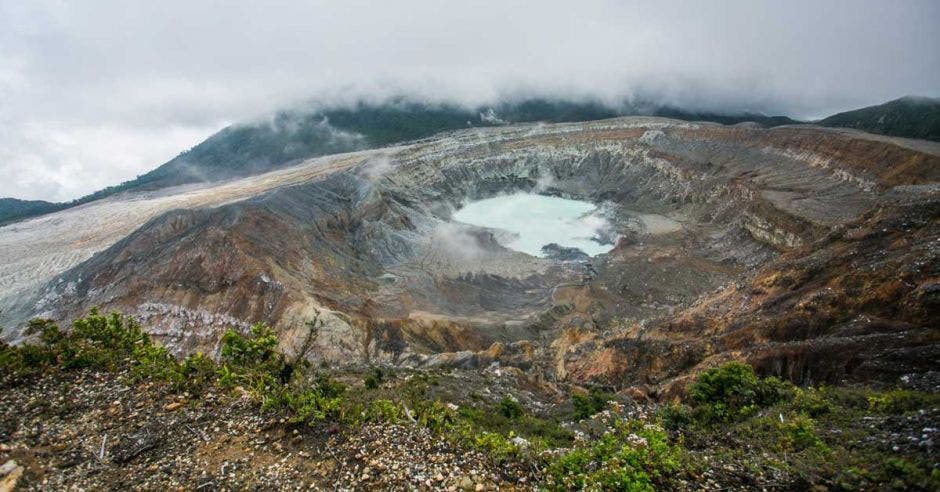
[1,0,937,201]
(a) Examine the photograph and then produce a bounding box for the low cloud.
[358,155,396,182]
[0,0,937,200]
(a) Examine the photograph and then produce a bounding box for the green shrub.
[470,431,519,460]
[754,376,795,406]
[218,323,283,394]
[455,404,573,451]
[131,341,179,383]
[546,421,685,491]
[130,334,216,393]
[414,400,457,433]
[71,310,146,350]
[657,403,693,431]
[740,413,828,453]
[364,366,385,389]
[777,414,827,452]
[689,362,757,406]
[867,389,931,413]
[573,388,612,419]
[365,399,402,423]
[263,386,343,424]
[2,324,61,382]
[220,323,279,368]
[793,387,832,417]
[12,310,150,372]
[0,340,43,383]
[26,318,66,347]
[178,352,217,391]
[497,396,524,419]
[688,362,792,424]
[59,309,147,370]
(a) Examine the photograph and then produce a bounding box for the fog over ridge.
[1,0,937,201]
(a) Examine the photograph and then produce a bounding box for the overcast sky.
[1,0,938,202]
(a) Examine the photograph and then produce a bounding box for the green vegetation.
[496,396,524,419]
[686,361,793,423]
[363,366,384,389]
[3,313,938,490]
[819,96,940,141]
[216,323,347,425]
[572,387,615,419]
[1,310,151,378]
[0,197,66,226]
[545,421,687,491]
[657,362,940,491]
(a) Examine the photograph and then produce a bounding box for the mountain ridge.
[818,95,940,141]
[2,95,935,226]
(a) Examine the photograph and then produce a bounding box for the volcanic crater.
[1,116,937,393]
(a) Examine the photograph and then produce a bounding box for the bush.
[657,403,693,431]
[742,413,828,453]
[218,323,283,394]
[220,323,279,368]
[6,311,151,374]
[470,431,519,460]
[546,421,685,491]
[364,367,384,389]
[688,361,792,423]
[573,388,613,419]
[365,399,402,423]
[178,352,217,391]
[0,340,46,383]
[867,389,931,413]
[262,384,345,425]
[793,387,832,417]
[414,400,458,433]
[1,320,65,383]
[131,341,180,383]
[497,396,524,419]
[689,362,757,407]
[754,376,796,406]
[777,414,827,452]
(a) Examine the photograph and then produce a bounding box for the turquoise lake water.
[452,193,614,257]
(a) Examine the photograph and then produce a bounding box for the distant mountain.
[2,98,805,226]
[56,100,616,202]
[818,96,940,141]
[0,198,66,226]
[653,107,800,127]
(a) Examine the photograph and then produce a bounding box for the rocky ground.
[0,368,538,491]
[2,364,938,491]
